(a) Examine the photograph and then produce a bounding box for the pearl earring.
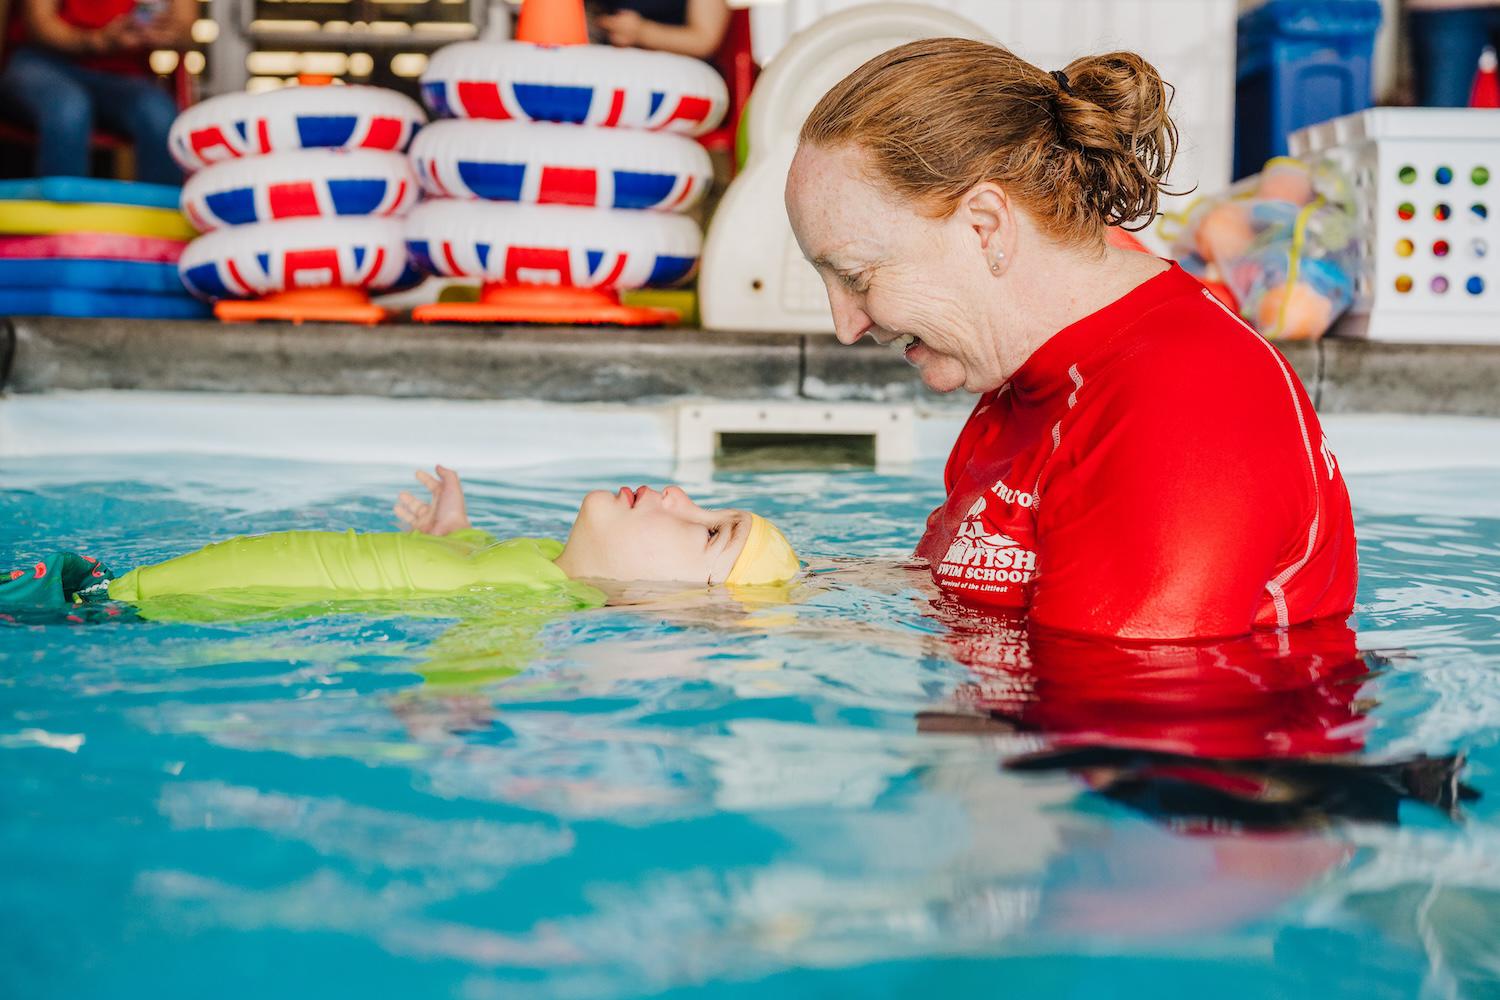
[989,250,1004,273]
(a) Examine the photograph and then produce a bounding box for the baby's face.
[556,486,752,584]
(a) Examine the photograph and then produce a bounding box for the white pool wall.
[3,391,1500,475]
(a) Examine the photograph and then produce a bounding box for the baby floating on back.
[1,466,800,616]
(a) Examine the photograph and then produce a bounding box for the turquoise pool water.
[3,454,1499,999]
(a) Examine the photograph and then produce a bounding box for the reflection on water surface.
[2,457,1499,998]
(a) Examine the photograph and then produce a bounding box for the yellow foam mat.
[0,200,196,240]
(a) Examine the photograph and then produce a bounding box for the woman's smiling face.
[785,142,1003,394]
[556,486,751,584]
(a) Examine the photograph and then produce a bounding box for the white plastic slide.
[698,3,990,333]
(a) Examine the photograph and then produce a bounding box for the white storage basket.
[1290,108,1500,343]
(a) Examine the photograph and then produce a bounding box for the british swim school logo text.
[936,485,1038,590]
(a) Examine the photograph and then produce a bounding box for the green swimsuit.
[2,531,606,685]
[108,529,582,602]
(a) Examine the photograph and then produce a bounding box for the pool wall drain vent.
[675,402,915,473]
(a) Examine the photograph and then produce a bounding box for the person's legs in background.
[73,66,183,185]
[0,46,94,177]
[1409,6,1500,107]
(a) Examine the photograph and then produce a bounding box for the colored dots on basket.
[1395,274,1413,293]
[1435,166,1453,186]
[1468,276,1486,296]
[1474,166,1491,187]
[1433,239,1450,257]
[1431,276,1449,295]
[1434,203,1451,222]
[1473,203,1489,221]
[1474,238,1489,258]
[1397,202,1416,221]
[1398,165,1418,184]
[1395,238,1414,257]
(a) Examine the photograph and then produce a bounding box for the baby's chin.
[579,488,620,510]
[571,490,622,530]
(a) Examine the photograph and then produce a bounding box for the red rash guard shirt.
[916,262,1358,639]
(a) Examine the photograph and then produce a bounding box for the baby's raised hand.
[394,465,472,536]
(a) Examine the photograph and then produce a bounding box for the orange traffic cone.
[1472,45,1500,108]
[514,0,588,45]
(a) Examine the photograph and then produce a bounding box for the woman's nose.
[661,485,691,507]
[828,290,873,346]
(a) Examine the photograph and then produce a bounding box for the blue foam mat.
[0,288,211,319]
[0,177,182,210]
[0,258,188,295]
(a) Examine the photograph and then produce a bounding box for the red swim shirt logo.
[935,483,1038,595]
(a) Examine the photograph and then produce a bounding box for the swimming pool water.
[3,453,1500,999]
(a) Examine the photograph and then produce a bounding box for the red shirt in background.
[916,262,1358,640]
[6,0,153,76]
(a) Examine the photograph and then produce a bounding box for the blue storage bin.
[1234,0,1383,179]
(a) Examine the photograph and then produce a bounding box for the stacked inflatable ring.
[169,82,426,323]
[408,26,727,324]
[419,41,727,135]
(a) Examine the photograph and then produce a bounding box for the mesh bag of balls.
[1167,158,1359,341]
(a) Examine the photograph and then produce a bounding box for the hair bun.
[1054,51,1180,230]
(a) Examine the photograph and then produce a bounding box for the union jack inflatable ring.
[181,149,418,230]
[179,217,418,300]
[409,119,710,213]
[420,41,728,137]
[405,200,701,290]
[169,85,426,173]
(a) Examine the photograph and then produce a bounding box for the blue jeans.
[1410,6,1500,108]
[0,45,181,184]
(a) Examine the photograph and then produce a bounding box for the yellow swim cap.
[725,514,800,586]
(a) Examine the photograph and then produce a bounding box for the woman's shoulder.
[1062,285,1317,460]
[1101,275,1303,396]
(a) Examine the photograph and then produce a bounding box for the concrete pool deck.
[3,315,1499,416]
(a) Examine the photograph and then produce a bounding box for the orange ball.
[1257,166,1315,205]
[1256,281,1334,340]
[1194,202,1255,263]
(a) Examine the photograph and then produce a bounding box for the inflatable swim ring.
[179,217,414,299]
[420,41,727,137]
[169,84,425,173]
[409,119,709,212]
[404,199,700,289]
[181,149,417,231]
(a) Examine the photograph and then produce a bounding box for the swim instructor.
[785,38,1357,639]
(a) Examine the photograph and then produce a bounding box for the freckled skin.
[784,143,1170,395]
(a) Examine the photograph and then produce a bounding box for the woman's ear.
[960,182,1015,275]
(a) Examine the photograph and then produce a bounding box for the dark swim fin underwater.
[1004,744,1480,828]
